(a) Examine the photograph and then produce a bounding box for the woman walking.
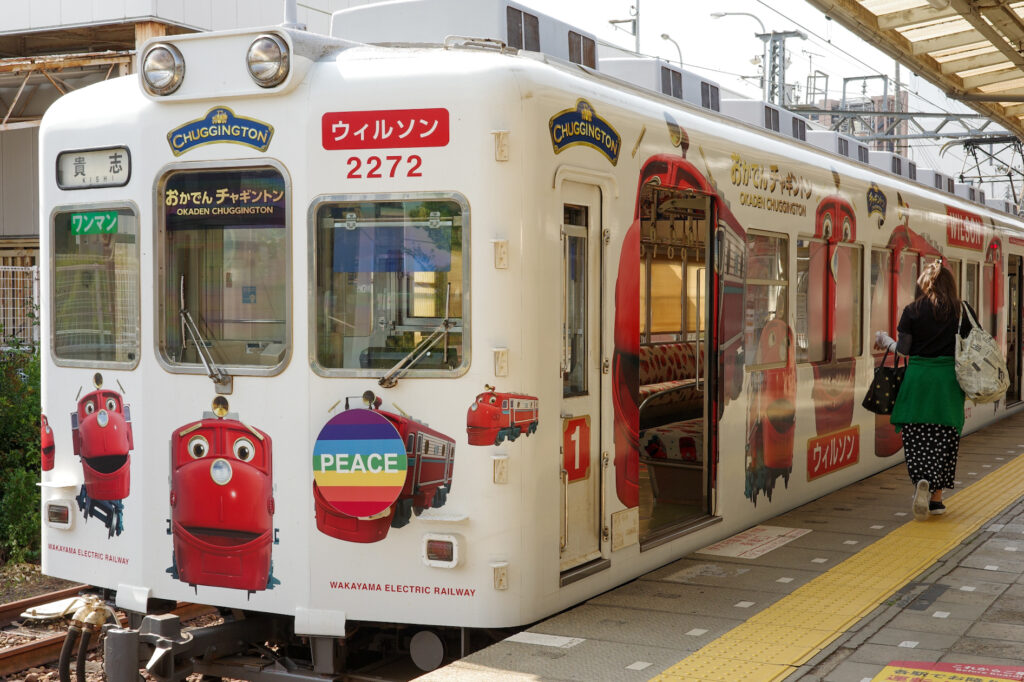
[875,261,970,520]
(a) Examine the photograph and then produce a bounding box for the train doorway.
[636,183,713,544]
[558,181,604,576]
[1007,254,1022,404]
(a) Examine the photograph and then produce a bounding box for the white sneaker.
[913,479,930,521]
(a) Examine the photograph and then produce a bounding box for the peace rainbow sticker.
[313,409,408,518]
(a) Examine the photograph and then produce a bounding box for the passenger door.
[559,181,603,575]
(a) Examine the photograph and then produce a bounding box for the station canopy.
[805,0,1024,139]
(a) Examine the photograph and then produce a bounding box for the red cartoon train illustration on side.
[169,398,277,593]
[71,374,134,501]
[41,415,55,471]
[466,385,539,446]
[315,392,456,543]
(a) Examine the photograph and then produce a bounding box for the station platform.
[420,411,1024,682]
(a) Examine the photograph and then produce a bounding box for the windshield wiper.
[379,283,453,388]
[179,274,231,388]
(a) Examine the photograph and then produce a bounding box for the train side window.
[947,258,961,292]
[51,205,140,368]
[312,194,468,377]
[563,203,589,397]
[897,251,919,311]
[795,237,827,363]
[964,261,980,313]
[834,244,863,359]
[744,231,789,369]
[158,165,289,374]
[983,262,997,335]
[869,248,893,350]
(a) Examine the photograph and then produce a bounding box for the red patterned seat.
[638,342,704,409]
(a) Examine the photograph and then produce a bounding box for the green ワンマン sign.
[70,211,118,235]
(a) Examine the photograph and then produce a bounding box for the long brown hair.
[917,260,960,319]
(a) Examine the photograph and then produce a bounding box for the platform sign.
[562,415,590,482]
[313,409,408,517]
[875,661,1024,681]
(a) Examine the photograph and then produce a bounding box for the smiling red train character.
[71,374,133,500]
[466,385,539,446]
[170,399,275,592]
[41,415,55,472]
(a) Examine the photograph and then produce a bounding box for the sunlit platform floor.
[417,410,1024,681]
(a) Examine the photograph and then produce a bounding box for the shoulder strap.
[960,301,981,331]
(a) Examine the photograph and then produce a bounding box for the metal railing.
[0,265,39,348]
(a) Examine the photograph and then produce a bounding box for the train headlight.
[246,34,289,88]
[141,43,185,95]
[96,410,109,428]
[210,458,233,486]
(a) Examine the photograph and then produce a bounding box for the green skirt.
[890,356,965,434]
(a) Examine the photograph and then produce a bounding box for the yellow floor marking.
[651,452,1024,682]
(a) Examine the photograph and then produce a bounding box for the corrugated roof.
[804,0,1024,137]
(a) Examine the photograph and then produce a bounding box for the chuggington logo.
[867,183,887,227]
[167,106,274,156]
[549,99,621,165]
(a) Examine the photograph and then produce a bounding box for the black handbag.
[862,349,906,415]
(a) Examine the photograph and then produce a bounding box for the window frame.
[744,228,790,372]
[49,200,142,370]
[307,191,471,379]
[154,158,293,378]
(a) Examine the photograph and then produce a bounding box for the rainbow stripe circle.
[313,409,408,518]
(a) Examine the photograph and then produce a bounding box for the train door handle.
[560,469,569,551]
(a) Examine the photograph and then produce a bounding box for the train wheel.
[494,431,505,445]
[507,428,520,442]
[528,421,538,434]
[414,505,425,517]
[392,499,413,528]
[431,488,447,508]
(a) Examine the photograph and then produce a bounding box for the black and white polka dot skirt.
[901,423,960,492]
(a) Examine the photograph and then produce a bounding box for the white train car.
[37,0,1024,678]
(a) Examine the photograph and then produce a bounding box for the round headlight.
[210,458,233,486]
[142,43,185,95]
[247,34,289,88]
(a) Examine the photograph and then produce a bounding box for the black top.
[897,297,975,358]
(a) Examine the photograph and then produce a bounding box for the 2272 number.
[346,155,423,179]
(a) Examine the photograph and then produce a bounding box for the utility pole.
[765,30,806,106]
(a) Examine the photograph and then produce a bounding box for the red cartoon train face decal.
[70,373,132,537]
[314,391,455,543]
[168,398,278,593]
[466,385,539,446]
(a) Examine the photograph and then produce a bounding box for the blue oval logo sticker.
[167,106,274,156]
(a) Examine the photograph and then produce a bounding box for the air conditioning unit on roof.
[720,99,808,141]
[868,150,915,181]
[331,0,598,67]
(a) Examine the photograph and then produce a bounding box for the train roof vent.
[806,130,861,159]
[330,0,597,67]
[720,100,808,141]
[953,183,977,202]
[985,198,1013,214]
[917,168,948,192]
[868,150,914,181]
[600,57,683,100]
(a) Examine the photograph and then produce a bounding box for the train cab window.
[313,194,468,377]
[964,261,980,313]
[870,248,893,346]
[745,232,789,369]
[51,206,139,367]
[158,166,289,374]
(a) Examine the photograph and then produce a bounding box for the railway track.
[0,587,218,679]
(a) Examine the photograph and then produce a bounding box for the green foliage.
[0,336,41,564]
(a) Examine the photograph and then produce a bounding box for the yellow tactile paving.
[652,451,1024,681]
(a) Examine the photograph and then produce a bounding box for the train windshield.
[51,207,140,366]
[158,166,289,372]
[313,195,467,375]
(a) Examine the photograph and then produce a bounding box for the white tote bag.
[955,302,1009,404]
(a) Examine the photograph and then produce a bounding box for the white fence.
[0,265,39,347]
